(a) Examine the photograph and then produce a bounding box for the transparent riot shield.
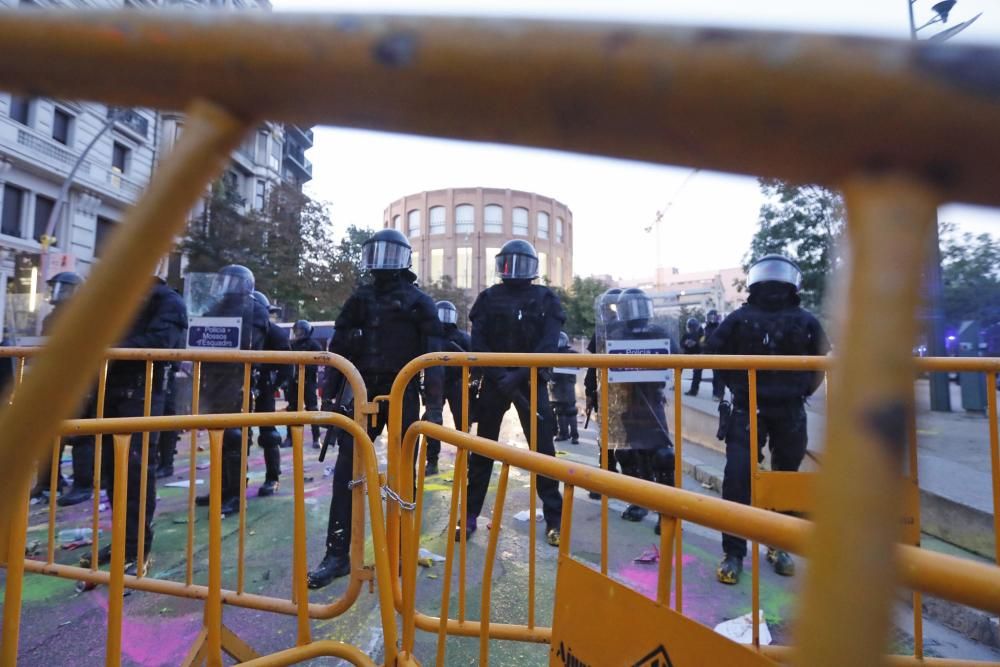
[4,291,51,346]
[184,272,245,350]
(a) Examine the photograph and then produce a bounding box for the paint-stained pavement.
[3,403,996,665]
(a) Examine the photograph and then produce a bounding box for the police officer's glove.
[422,408,443,425]
[586,392,597,413]
[498,368,529,397]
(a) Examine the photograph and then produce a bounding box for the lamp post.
[907,0,982,412]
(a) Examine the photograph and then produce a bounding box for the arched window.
[484,204,503,234]
[429,206,446,235]
[455,204,475,234]
[537,211,549,239]
[407,209,421,237]
[512,207,529,236]
[392,214,401,230]
[556,217,564,243]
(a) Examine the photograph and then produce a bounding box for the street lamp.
[907,0,982,412]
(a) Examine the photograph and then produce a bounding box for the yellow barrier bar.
[46,437,59,564]
[0,101,248,531]
[749,369,760,648]
[186,361,201,587]
[989,372,1000,567]
[289,426,311,647]
[0,482,30,666]
[528,366,537,631]
[106,433,131,667]
[91,363,108,574]
[435,447,466,667]
[658,516,677,606]
[908,394,924,659]
[673,370,683,612]
[238,362,251,595]
[559,484,575,560]
[479,463,511,666]
[600,367,609,576]
[136,359,154,578]
[237,640,377,667]
[797,175,940,667]
[206,429,224,666]
[401,437,428,655]
[458,438,468,624]
[4,14,1000,208]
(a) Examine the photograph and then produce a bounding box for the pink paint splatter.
[91,594,202,666]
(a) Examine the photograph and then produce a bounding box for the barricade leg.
[0,481,30,666]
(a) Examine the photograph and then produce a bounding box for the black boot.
[425,460,439,477]
[259,445,281,496]
[311,424,322,450]
[57,485,93,507]
[307,549,350,589]
[621,505,648,522]
[220,495,241,516]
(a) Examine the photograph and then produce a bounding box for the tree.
[744,179,846,311]
[553,276,611,337]
[423,275,473,331]
[940,222,1000,326]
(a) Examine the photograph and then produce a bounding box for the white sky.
[271,0,1000,280]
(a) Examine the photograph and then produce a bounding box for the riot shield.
[4,291,50,346]
[185,272,246,350]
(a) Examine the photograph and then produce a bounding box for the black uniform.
[550,349,579,442]
[681,324,704,395]
[200,294,270,505]
[321,272,443,559]
[287,333,323,446]
[707,290,830,559]
[584,333,618,474]
[101,280,187,560]
[255,322,291,485]
[426,325,471,466]
[155,362,180,477]
[466,282,564,531]
[704,319,725,399]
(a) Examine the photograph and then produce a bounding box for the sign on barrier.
[607,339,672,383]
[187,317,242,349]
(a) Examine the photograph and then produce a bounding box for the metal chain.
[346,475,417,511]
[347,477,366,489]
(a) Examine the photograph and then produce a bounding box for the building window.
[270,132,281,170]
[554,256,562,287]
[512,207,528,236]
[407,209,421,237]
[430,248,444,283]
[2,184,25,238]
[8,96,30,126]
[52,108,73,146]
[556,217,564,243]
[455,204,475,234]
[484,204,503,234]
[429,206,446,235]
[390,214,400,230]
[112,142,130,174]
[411,251,420,279]
[256,130,269,163]
[456,247,473,289]
[537,211,549,240]
[538,252,548,282]
[254,180,266,210]
[485,246,501,285]
[33,194,55,243]
[94,216,114,258]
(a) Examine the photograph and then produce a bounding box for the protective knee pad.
[258,428,282,450]
[222,427,244,454]
[651,446,676,486]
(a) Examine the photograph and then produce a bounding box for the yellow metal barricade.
[0,8,998,667]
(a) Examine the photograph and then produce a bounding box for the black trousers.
[101,389,165,559]
[467,380,562,529]
[553,403,579,439]
[325,382,420,555]
[287,378,321,444]
[255,383,282,482]
[157,386,179,469]
[712,371,725,399]
[688,368,702,394]
[426,384,464,464]
[721,401,807,558]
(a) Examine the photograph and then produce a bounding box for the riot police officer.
[707,254,830,584]
[424,300,470,477]
[195,265,270,516]
[609,288,676,532]
[681,317,704,396]
[704,309,725,400]
[462,240,564,547]
[286,319,323,449]
[551,332,580,444]
[584,288,622,499]
[308,228,444,589]
[81,266,188,574]
[250,290,291,497]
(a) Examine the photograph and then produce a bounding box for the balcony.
[286,124,314,147]
[16,128,92,176]
[282,149,312,181]
[107,107,149,140]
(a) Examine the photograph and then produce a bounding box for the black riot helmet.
[211,264,255,298]
[747,254,802,291]
[292,319,313,341]
[617,288,654,328]
[436,300,458,326]
[361,228,412,271]
[47,271,83,305]
[558,331,570,350]
[686,317,700,333]
[495,239,539,281]
[599,288,623,324]
[251,290,270,308]
[707,309,720,325]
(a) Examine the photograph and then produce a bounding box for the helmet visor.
[210,273,251,298]
[48,281,77,304]
[496,253,538,280]
[437,306,458,325]
[748,258,802,289]
[362,240,411,271]
[619,295,654,322]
